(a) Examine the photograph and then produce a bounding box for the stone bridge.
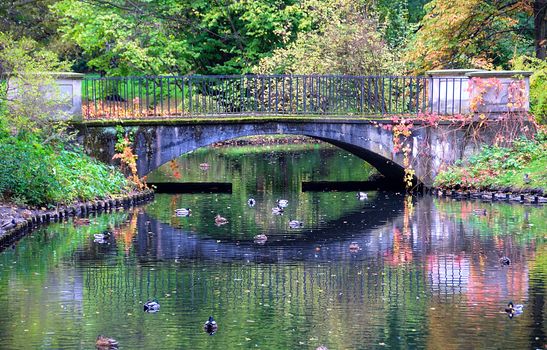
[50,70,530,187]
[79,118,503,187]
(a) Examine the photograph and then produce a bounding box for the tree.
[0,0,59,43]
[254,0,400,75]
[406,0,535,73]
[52,0,308,75]
[0,32,71,143]
[535,0,547,59]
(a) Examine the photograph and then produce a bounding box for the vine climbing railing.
[82,75,470,119]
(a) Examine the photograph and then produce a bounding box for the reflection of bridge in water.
[81,198,488,309]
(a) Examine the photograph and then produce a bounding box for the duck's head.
[508,301,514,308]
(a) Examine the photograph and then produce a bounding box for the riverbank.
[0,189,154,248]
[434,132,547,195]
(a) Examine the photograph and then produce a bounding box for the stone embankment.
[0,189,155,247]
[433,188,547,204]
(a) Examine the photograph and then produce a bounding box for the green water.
[0,143,545,349]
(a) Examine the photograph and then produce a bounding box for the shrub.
[512,55,547,124]
[0,133,131,206]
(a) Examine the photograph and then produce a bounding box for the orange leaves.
[112,136,147,190]
[407,0,530,74]
[468,77,502,113]
[168,160,182,179]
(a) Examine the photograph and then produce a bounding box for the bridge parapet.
[6,72,84,120]
[5,71,532,120]
[427,69,532,116]
[82,74,429,119]
[80,72,532,120]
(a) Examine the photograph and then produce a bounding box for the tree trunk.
[535,0,547,59]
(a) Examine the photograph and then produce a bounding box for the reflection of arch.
[137,194,404,262]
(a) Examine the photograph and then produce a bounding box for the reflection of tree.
[113,210,139,254]
[384,196,415,266]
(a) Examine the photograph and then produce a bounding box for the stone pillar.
[7,72,84,121]
[465,70,532,115]
[51,72,85,119]
[426,69,484,115]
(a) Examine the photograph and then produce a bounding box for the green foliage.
[0,133,130,206]
[254,0,401,75]
[0,32,72,144]
[373,0,417,50]
[512,55,547,123]
[52,0,307,75]
[434,133,547,190]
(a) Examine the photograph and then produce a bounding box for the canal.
[0,138,545,349]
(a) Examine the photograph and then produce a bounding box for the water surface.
[0,143,545,349]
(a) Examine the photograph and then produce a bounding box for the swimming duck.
[254,234,268,244]
[289,220,304,229]
[215,214,228,226]
[204,316,218,335]
[505,301,524,318]
[143,299,160,313]
[349,242,361,252]
[357,192,368,200]
[499,256,511,266]
[473,209,487,216]
[316,346,329,350]
[96,335,118,349]
[93,231,112,244]
[276,199,289,208]
[247,198,256,207]
[272,206,284,215]
[175,208,192,217]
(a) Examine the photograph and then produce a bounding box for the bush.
[0,133,131,206]
[434,133,547,190]
[512,55,547,124]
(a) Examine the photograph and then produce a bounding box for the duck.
[175,208,192,217]
[215,214,228,226]
[523,173,531,184]
[357,192,368,200]
[143,299,160,313]
[93,231,112,244]
[96,335,118,349]
[272,206,284,215]
[199,163,210,169]
[505,301,524,318]
[254,234,268,244]
[247,198,256,207]
[316,346,329,350]
[499,256,511,266]
[473,208,487,216]
[349,242,361,252]
[289,220,303,229]
[276,199,289,208]
[204,316,218,335]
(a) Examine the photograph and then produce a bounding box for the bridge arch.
[131,125,406,183]
[80,119,493,187]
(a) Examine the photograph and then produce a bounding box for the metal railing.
[82,75,468,119]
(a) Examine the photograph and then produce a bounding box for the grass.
[434,132,547,191]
